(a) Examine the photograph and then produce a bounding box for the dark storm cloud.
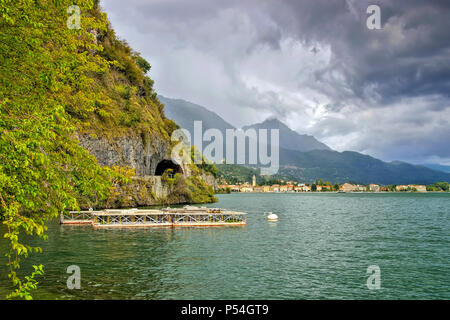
[264,0,450,103]
[100,0,450,164]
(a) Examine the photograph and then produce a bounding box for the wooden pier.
[60,211,94,225]
[60,206,247,228]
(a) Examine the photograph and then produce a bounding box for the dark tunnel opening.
[154,159,183,176]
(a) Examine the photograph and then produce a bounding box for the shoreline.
[216,191,449,194]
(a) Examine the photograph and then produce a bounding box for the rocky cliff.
[70,4,217,208]
[77,130,216,208]
[79,133,169,177]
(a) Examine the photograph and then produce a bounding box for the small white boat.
[266,212,279,221]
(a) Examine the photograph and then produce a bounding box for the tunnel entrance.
[154,159,183,176]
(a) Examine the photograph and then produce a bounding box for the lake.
[0,192,449,299]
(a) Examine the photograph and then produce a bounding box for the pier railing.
[93,210,171,226]
[62,208,247,228]
[170,212,245,224]
[92,209,246,228]
[61,211,98,225]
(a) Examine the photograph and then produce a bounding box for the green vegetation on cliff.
[160,170,217,205]
[0,0,213,299]
[56,3,178,142]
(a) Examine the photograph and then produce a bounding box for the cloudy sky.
[100,0,450,165]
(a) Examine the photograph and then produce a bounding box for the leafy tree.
[0,0,116,299]
[134,53,151,73]
[427,182,450,192]
[434,182,449,191]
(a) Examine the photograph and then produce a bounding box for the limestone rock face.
[107,176,167,208]
[201,173,217,189]
[78,133,169,176]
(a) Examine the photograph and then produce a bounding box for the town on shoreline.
[216,175,450,194]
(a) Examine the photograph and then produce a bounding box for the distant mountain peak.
[261,116,280,123]
[158,95,235,133]
[254,117,314,136]
[258,117,288,128]
[243,118,331,152]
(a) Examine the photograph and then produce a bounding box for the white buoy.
[267,212,279,221]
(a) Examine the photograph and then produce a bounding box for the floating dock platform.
[60,206,247,228]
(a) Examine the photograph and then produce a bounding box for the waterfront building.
[253,186,264,193]
[215,181,427,194]
[408,185,427,192]
[286,184,295,191]
[396,185,409,191]
[230,185,241,192]
[340,183,356,192]
[239,183,254,192]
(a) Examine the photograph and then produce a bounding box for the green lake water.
[0,193,449,299]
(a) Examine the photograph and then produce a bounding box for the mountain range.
[160,95,330,153]
[160,95,450,185]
